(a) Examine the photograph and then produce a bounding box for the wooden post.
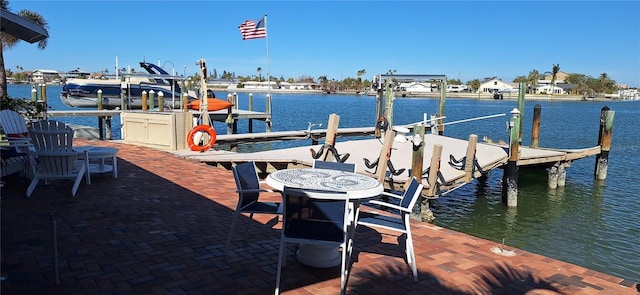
[40,83,47,105]
[120,77,127,110]
[411,125,425,180]
[148,90,155,110]
[425,144,443,198]
[518,82,526,142]
[105,117,112,140]
[430,114,438,134]
[595,106,614,180]
[248,93,253,111]
[383,78,394,128]
[548,164,558,189]
[438,81,446,135]
[31,87,37,102]
[531,104,541,148]
[141,91,148,111]
[502,108,521,207]
[182,93,189,112]
[158,91,164,111]
[463,134,478,183]
[97,89,104,140]
[226,93,234,134]
[233,92,238,110]
[558,161,567,187]
[322,114,340,162]
[374,87,383,138]
[265,94,272,132]
[375,131,394,184]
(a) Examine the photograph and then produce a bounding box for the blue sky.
[5,1,640,87]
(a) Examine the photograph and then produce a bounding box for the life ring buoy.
[187,124,216,152]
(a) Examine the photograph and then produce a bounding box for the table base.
[296,244,341,268]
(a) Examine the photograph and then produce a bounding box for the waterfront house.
[31,69,59,84]
[479,78,516,94]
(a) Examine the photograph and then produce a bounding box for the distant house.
[31,69,59,84]
[543,71,570,82]
[479,79,515,94]
[535,84,565,95]
[64,68,91,79]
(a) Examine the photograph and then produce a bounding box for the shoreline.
[210,86,613,102]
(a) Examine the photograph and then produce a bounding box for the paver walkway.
[1,139,638,295]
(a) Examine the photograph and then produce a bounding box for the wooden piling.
[31,87,37,102]
[141,91,148,111]
[226,93,234,134]
[438,81,446,135]
[158,91,164,111]
[426,144,443,197]
[463,134,478,183]
[182,93,188,112]
[248,93,253,111]
[411,125,425,180]
[97,89,104,140]
[120,79,126,110]
[502,108,520,207]
[531,104,541,148]
[375,131,395,184]
[374,88,383,138]
[594,106,614,180]
[322,114,340,162]
[518,83,526,142]
[265,94,272,132]
[148,90,155,110]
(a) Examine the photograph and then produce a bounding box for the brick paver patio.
[2,138,638,294]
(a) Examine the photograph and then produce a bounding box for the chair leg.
[72,167,86,197]
[275,237,286,295]
[405,228,418,282]
[224,209,241,253]
[26,175,40,197]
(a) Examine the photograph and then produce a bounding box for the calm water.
[8,85,640,282]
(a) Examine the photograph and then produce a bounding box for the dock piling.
[158,91,164,111]
[142,91,148,111]
[594,106,615,180]
[502,108,521,207]
[531,104,541,148]
[438,82,446,135]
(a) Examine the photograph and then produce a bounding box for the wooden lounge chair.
[26,120,86,197]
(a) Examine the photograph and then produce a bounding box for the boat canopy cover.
[0,9,48,43]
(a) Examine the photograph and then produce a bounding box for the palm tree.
[550,64,560,95]
[257,67,262,82]
[527,69,539,93]
[0,0,50,99]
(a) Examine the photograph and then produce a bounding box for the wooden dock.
[171,133,602,198]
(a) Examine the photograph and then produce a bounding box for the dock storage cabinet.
[121,111,192,151]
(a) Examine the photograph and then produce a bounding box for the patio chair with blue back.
[224,161,282,252]
[312,160,356,173]
[275,187,354,295]
[354,176,423,282]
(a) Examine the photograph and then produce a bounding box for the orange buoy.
[187,124,217,152]
[187,98,233,112]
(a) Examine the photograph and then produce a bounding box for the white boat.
[60,62,197,109]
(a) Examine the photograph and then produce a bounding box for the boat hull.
[60,80,195,110]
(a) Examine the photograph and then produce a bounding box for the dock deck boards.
[172,133,601,195]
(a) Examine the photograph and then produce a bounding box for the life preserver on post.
[187,124,216,152]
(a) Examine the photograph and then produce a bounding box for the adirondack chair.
[0,109,30,142]
[26,120,86,197]
[0,110,33,179]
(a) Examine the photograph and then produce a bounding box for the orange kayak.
[188,98,233,111]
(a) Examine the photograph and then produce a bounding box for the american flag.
[238,16,267,40]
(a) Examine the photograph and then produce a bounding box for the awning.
[1,9,48,43]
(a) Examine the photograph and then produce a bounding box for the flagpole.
[264,14,272,116]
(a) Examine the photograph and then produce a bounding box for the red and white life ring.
[187,124,216,152]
